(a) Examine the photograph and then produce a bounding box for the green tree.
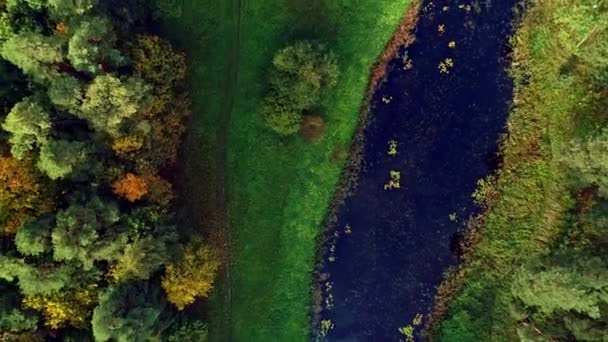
[167,320,208,342]
[51,197,120,269]
[67,16,126,75]
[512,255,608,341]
[109,236,169,283]
[563,129,608,197]
[259,92,302,135]
[270,41,338,110]
[1,31,64,81]
[91,282,169,342]
[47,75,84,113]
[2,97,51,159]
[36,139,88,180]
[47,0,97,16]
[0,284,39,332]
[0,256,72,296]
[80,75,148,136]
[15,216,53,256]
[261,41,339,135]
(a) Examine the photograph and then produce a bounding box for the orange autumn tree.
[112,173,147,202]
[0,156,52,234]
[162,242,221,310]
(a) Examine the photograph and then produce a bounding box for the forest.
[0,0,220,340]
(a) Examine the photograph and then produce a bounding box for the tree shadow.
[286,0,337,45]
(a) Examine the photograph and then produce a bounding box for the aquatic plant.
[402,51,413,70]
[320,319,335,337]
[384,170,401,190]
[388,140,399,156]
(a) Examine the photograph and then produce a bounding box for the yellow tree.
[161,242,221,310]
[0,156,52,234]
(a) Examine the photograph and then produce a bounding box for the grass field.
[155,0,413,340]
[435,1,606,340]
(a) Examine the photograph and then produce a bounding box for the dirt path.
[213,0,242,339]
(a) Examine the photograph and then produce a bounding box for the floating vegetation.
[413,313,423,327]
[388,140,398,156]
[448,41,456,49]
[437,24,445,34]
[325,292,334,310]
[382,95,393,104]
[344,224,352,234]
[398,313,423,342]
[422,1,435,13]
[398,325,414,342]
[449,212,458,222]
[438,57,455,74]
[402,51,413,70]
[458,3,472,12]
[320,320,335,337]
[384,170,401,190]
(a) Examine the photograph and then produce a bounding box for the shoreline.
[422,2,529,338]
[309,0,422,336]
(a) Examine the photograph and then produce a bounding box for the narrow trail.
[215,0,242,339]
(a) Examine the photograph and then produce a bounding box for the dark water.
[316,1,519,340]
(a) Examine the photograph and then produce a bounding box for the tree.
[47,0,97,17]
[1,31,64,81]
[0,156,52,234]
[260,41,338,135]
[2,98,51,159]
[22,283,98,329]
[0,284,39,332]
[14,216,53,256]
[131,35,186,115]
[80,75,148,135]
[161,242,221,310]
[52,197,120,269]
[91,282,169,342]
[259,93,302,135]
[67,16,126,75]
[512,254,608,341]
[167,320,208,342]
[47,75,84,113]
[112,173,147,202]
[108,236,170,283]
[270,41,338,110]
[563,129,608,197]
[36,139,88,180]
[0,256,72,296]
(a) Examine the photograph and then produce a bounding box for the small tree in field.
[261,41,338,135]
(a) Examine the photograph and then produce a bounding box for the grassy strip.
[152,1,239,340]
[226,1,413,340]
[429,1,604,340]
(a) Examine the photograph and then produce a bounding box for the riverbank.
[429,1,606,339]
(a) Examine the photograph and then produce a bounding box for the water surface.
[316,1,519,340]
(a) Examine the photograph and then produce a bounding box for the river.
[314,0,520,340]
